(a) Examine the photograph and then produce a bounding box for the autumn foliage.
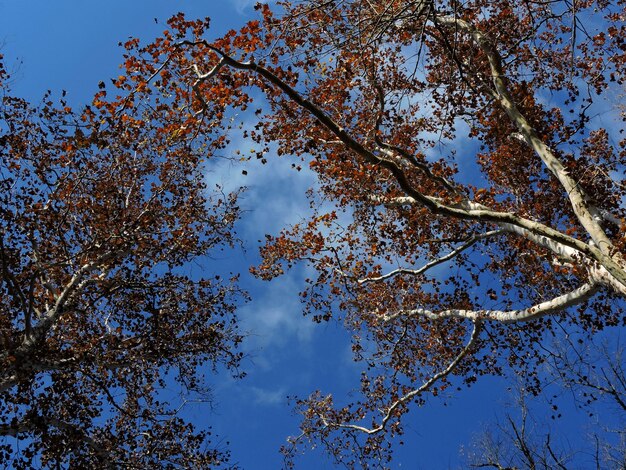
[2,0,626,467]
[0,50,244,466]
[131,1,626,466]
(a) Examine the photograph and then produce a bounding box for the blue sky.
[0,2,620,469]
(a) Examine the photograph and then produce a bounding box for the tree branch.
[434,13,616,257]
[384,283,599,324]
[322,320,482,435]
[359,230,503,284]
[12,248,125,360]
[0,417,116,467]
[177,40,626,292]
[371,195,626,295]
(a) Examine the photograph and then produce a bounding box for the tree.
[40,0,625,466]
[468,336,626,469]
[137,1,626,466]
[0,52,245,468]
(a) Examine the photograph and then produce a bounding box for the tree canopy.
[1,0,625,467]
[126,0,625,466]
[0,53,243,467]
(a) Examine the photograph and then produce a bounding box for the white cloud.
[229,0,272,15]
[238,273,315,352]
[250,385,287,406]
[206,121,319,239]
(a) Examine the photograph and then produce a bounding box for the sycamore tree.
[121,0,626,465]
[117,0,625,466]
[0,53,244,467]
[6,0,625,466]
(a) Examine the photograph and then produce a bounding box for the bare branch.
[359,230,503,284]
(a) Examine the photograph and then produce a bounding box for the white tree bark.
[320,321,482,435]
[384,283,599,324]
[435,14,616,256]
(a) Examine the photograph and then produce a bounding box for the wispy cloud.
[229,0,273,15]
[207,127,319,239]
[250,385,287,406]
[238,273,315,351]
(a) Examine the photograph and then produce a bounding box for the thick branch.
[18,265,99,351]
[179,42,626,291]
[435,14,615,256]
[384,283,599,324]
[373,195,626,295]
[10,250,121,361]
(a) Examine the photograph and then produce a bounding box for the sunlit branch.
[190,59,226,114]
[371,194,582,259]
[359,230,503,284]
[589,204,623,227]
[11,248,125,361]
[178,40,626,292]
[371,194,626,294]
[20,264,104,349]
[384,282,599,324]
[434,13,615,257]
[321,320,482,435]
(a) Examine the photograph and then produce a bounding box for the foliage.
[128,1,626,466]
[0,52,244,468]
[4,0,626,466]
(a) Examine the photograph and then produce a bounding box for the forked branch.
[320,320,482,435]
[177,38,626,292]
[359,230,503,284]
[434,14,615,256]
